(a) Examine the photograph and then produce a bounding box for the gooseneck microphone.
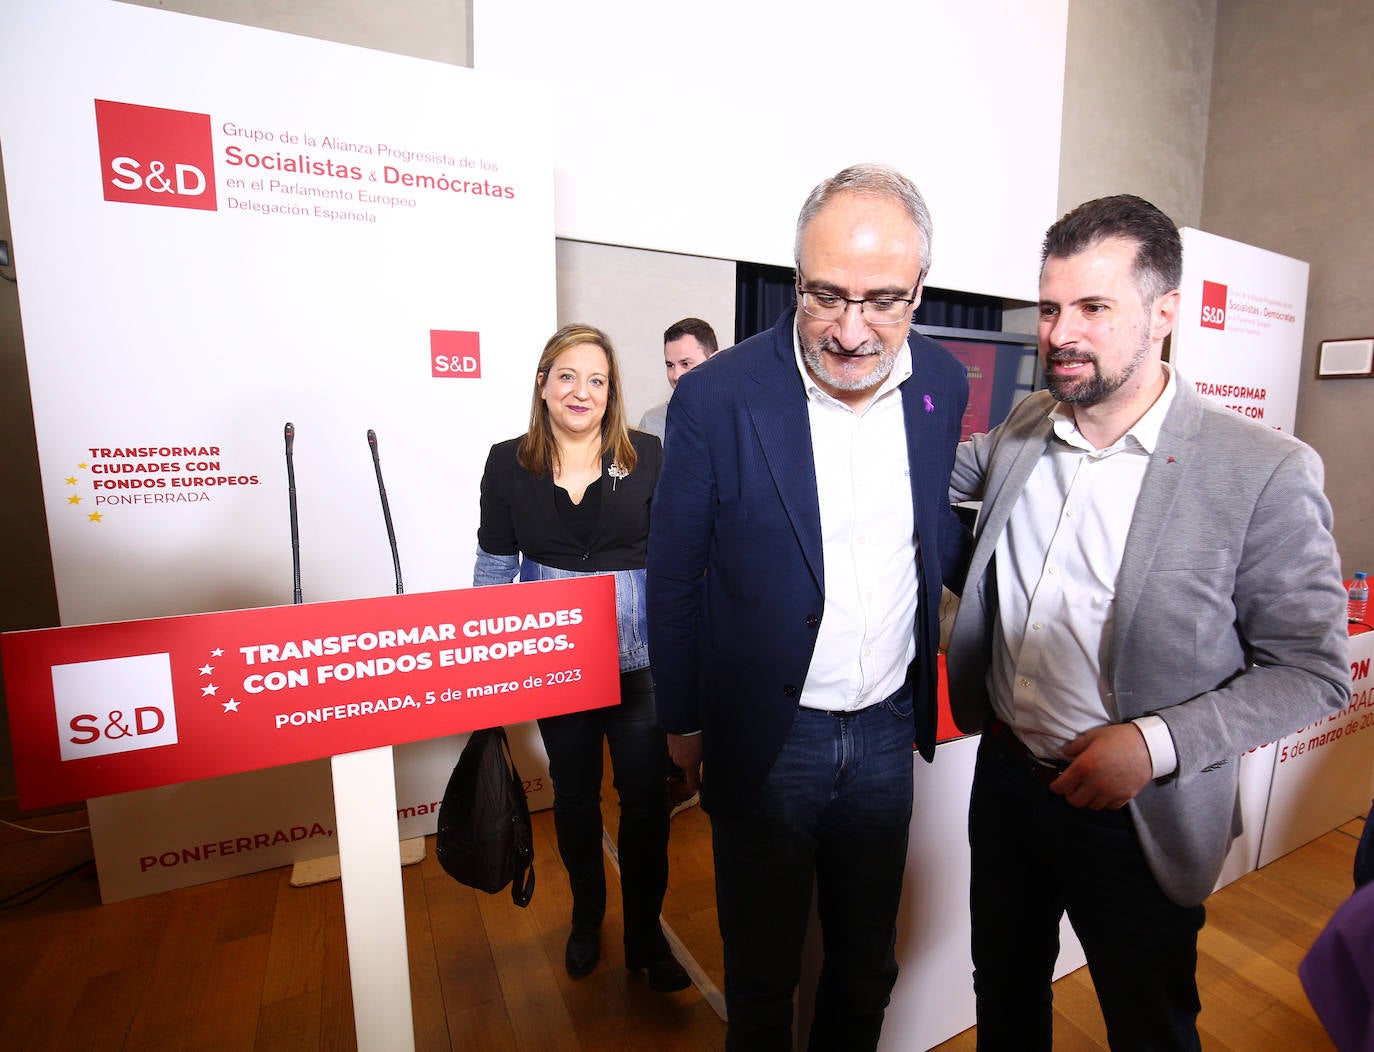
[284,422,303,605]
[367,429,405,595]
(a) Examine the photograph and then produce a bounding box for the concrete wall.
[556,241,735,427]
[1057,0,1217,227]
[1202,0,1374,578]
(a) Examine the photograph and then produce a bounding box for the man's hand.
[1050,723,1153,810]
[668,733,704,793]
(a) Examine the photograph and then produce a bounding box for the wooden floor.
[0,796,1362,1051]
[930,815,1363,1052]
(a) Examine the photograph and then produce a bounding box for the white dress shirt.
[792,328,918,712]
[989,365,1179,776]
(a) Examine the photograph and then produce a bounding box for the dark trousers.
[537,666,671,961]
[969,731,1206,1052]
[710,687,915,1052]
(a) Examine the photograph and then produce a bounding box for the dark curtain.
[735,261,797,345]
[914,288,1002,332]
[735,260,1003,344]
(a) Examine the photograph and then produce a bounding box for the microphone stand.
[284,422,303,604]
[368,429,405,595]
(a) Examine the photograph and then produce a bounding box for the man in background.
[946,194,1350,1050]
[639,317,719,818]
[648,164,970,1050]
[637,317,718,441]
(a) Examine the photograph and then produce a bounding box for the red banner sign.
[3,578,618,809]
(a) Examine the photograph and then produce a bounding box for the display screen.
[923,326,1041,439]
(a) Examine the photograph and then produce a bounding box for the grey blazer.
[946,376,1351,906]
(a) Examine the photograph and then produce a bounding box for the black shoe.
[565,926,601,978]
[626,951,690,992]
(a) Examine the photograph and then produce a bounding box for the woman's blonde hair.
[517,323,638,477]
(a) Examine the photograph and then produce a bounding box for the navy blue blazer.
[646,310,970,813]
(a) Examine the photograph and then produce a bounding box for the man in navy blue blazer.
[647,164,970,1050]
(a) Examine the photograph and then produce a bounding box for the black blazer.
[477,429,663,573]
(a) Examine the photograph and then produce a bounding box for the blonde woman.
[473,324,686,992]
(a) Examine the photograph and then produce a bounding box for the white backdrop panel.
[1260,630,1374,868]
[475,0,1067,303]
[0,0,556,899]
[1,0,552,626]
[1173,227,1308,435]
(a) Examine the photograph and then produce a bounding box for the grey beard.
[801,333,896,393]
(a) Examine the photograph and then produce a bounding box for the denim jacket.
[473,548,648,673]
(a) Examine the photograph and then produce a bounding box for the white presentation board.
[1173,227,1309,433]
[1260,630,1374,868]
[0,0,557,900]
[475,0,1069,304]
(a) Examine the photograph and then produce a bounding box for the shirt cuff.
[1132,714,1177,779]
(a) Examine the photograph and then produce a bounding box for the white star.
[211,648,224,657]
[201,684,219,697]
[222,699,240,713]
[198,664,214,676]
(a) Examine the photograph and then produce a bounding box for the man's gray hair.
[794,163,933,277]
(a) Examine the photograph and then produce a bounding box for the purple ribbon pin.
[923,394,935,413]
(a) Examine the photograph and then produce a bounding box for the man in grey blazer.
[946,194,1351,1050]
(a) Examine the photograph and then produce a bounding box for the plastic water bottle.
[1351,571,1369,623]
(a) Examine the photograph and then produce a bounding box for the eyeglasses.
[795,282,919,326]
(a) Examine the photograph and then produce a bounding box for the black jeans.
[710,687,916,1052]
[969,730,1205,1052]
[537,666,671,961]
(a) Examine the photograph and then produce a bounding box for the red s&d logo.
[95,99,218,211]
[53,653,180,762]
[431,330,482,378]
[1200,280,1227,331]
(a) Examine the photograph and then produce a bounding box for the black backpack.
[435,727,536,907]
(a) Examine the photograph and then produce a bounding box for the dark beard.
[1045,357,1113,405]
[1045,328,1150,407]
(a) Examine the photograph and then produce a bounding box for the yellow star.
[77,462,89,470]
[87,511,103,523]
[65,476,78,485]
[67,495,81,505]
